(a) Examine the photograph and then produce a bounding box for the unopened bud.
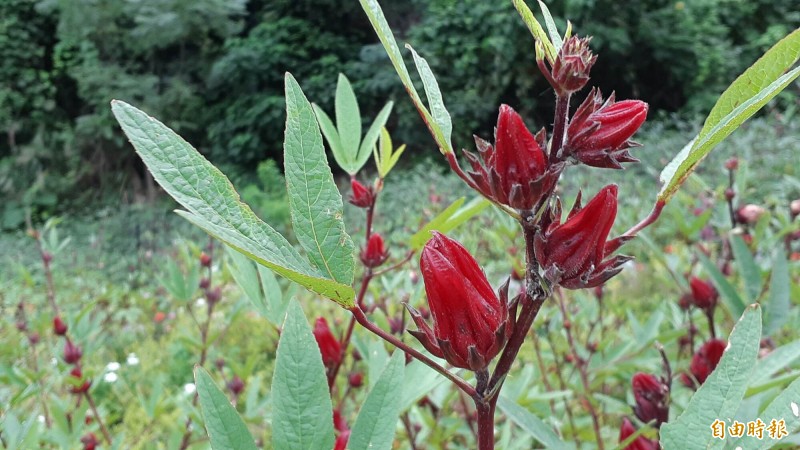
[790,199,800,218]
[348,372,364,388]
[16,321,27,332]
[215,358,225,370]
[53,316,68,335]
[736,204,766,225]
[227,375,245,395]
[28,332,40,345]
[563,319,571,329]
[724,157,739,171]
[42,251,53,264]
[199,277,210,290]
[206,286,222,305]
[349,179,374,208]
[199,252,212,267]
[81,432,99,450]
[724,188,735,201]
[63,341,83,364]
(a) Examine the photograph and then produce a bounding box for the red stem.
[476,401,497,450]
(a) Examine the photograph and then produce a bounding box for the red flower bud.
[689,277,718,311]
[678,293,692,311]
[408,232,511,370]
[724,188,735,201]
[206,286,222,305]
[566,89,648,169]
[53,316,68,335]
[463,105,561,210]
[619,417,658,450]
[736,204,766,225]
[69,367,91,394]
[42,251,53,264]
[349,179,374,208]
[215,358,225,370]
[16,321,27,332]
[28,332,40,345]
[348,372,364,388]
[535,185,632,289]
[227,375,245,396]
[81,432,98,450]
[63,340,83,365]
[724,157,739,171]
[631,373,669,427]
[199,252,212,267]
[154,311,166,323]
[360,233,389,268]
[541,36,597,96]
[682,338,726,388]
[313,317,342,368]
[199,277,211,290]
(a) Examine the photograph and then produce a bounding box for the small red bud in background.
[724,157,739,171]
[348,372,364,388]
[199,252,212,267]
[721,261,733,276]
[42,251,53,264]
[28,332,40,345]
[69,367,91,394]
[227,375,245,396]
[53,316,68,335]
[563,319,571,329]
[724,188,735,201]
[618,417,658,450]
[81,433,99,450]
[790,199,800,219]
[154,312,166,323]
[215,358,225,370]
[85,415,93,425]
[63,341,82,364]
[408,270,419,285]
[199,277,210,290]
[349,179,374,208]
[388,317,403,335]
[736,204,766,225]
[678,293,692,310]
[565,354,575,364]
[313,317,343,368]
[16,321,27,332]
[206,286,222,305]
[689,277,718,311]
[360,233,389,268]
[682,338,726,388]
[587,341,598,353]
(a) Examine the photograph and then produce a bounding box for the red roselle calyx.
[540,35,597,96]
[407,232,513,371]
[682,338,726,388]
[199,252,212,268]
[349,179,374,208]
[81,432,99,450]
[227,375,245,396]
[69,367,91,394]
[736,204,766,225]
[535,185,632,289]
[463,105,562,211]
[360,233,389,268]
[565,89,648,168]
[54,316,68,335]
[348,372,364,388]
[619,417,658,450]
[724,157,739,171]
[688,277,718,311]
[64,340,83,365]
[631,373,669,427]
[313,317,343,368]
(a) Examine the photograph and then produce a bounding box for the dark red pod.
[682,338,726,388]
[535,185,632,289]
[349,179,374,208]
[408,232,512,371]
[53,316,68,336]
[543,36,597,96]
[313,317,343,368]
[463,105,561,211]
[566,89,648,169]
[63,340,83,365]
[618,417,658,450]
[688,277,718,311]
[631,373,669,427]
[360,233,389,268]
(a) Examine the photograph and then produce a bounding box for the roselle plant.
[107,1,800,448]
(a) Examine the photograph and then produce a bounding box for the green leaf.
[407,44,452,149]
[731,375,800,450]
[349,351,405,450]
[374,127,406,178]
[335,74,362,163]
[512,0,557,62]
[258,264,290,328]
[660,305,762,450]
[750,339,800,385]
[730,235,762,302]
[537,0,563,51]
[284,73,356,288]
[697,251,746,319]
[195,367,257,450]
[358,102,394,172]
[226,246,268,318]
[497,396,567,449]
[409,197,491,250]
[358,0,452,155]
[764,248,790,335]
[399,360,446,412]
[312,104,348,172]
[110,100,354,307]
[658,29,800,203]
[271,300,335,450]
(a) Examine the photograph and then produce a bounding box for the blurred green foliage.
[1,0,797,229]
